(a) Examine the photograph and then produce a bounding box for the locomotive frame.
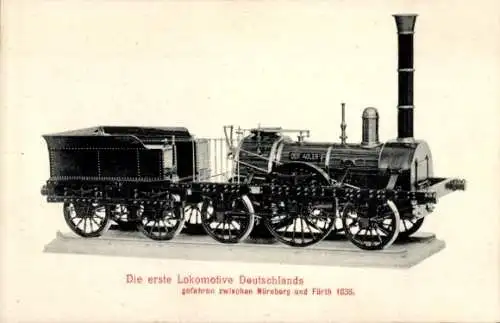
[40,14,466,251]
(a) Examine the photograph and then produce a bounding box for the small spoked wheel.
[398,216,425,240]
[110,204,138,231]
[200,195,255,243]
[137,196,185,241]
[182,202,206,235]
[263,199,337,247]
[341,200,400,250]
[63,202,111,238]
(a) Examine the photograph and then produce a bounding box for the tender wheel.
[182,202,206,235]
[110,204,138,231]
[398,216,425,240]
[341,200,401,250]
[264,199,337,247]
[200,194,255,243]
[137,196,185,241]
[63,202,111,237]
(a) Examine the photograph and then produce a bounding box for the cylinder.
[361,107,380,147]
[394,14,417,140]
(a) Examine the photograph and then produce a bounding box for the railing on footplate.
[185,131,243,184]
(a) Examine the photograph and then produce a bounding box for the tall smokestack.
[394,14,417,140]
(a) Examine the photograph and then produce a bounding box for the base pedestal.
[43,230,445,269]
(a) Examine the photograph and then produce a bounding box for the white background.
[1,0,499,322]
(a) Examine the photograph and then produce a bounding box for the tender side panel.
[43,129,193,180]
[50,149,99,178]
[99,150,138,177]
[175,141,195,181]
[49,147,163,180]
[139,150,163,178]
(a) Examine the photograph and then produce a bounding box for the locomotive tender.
[40,14,465,251]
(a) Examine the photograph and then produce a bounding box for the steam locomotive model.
[40,14,466,251]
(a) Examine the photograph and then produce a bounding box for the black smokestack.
[394,14,417,140]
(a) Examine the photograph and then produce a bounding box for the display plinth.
[43,230,445,269]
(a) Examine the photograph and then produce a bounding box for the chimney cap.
[392,13,418,17]
[393,14,418,34]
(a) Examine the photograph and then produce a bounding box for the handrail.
[223,125,235,154]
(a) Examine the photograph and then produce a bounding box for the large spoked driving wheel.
[137,196,185,241]
[264,199,337,247]
[63,202,111,237]
[200,194,255,243]
[262,162,339,247]
[341,200,400,250]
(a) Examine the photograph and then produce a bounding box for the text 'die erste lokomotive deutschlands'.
[125,274,355,297]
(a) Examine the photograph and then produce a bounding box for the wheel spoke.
[304,220,318,240]
[91,217,101,227]
[300,220,305,244]
[304,218,323,233]
[273,216,295,230]
[74,217,84,228]
[402,219,409,231]
[397,214,424,240]
[375,223,391,236]
[373,228,383,244]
